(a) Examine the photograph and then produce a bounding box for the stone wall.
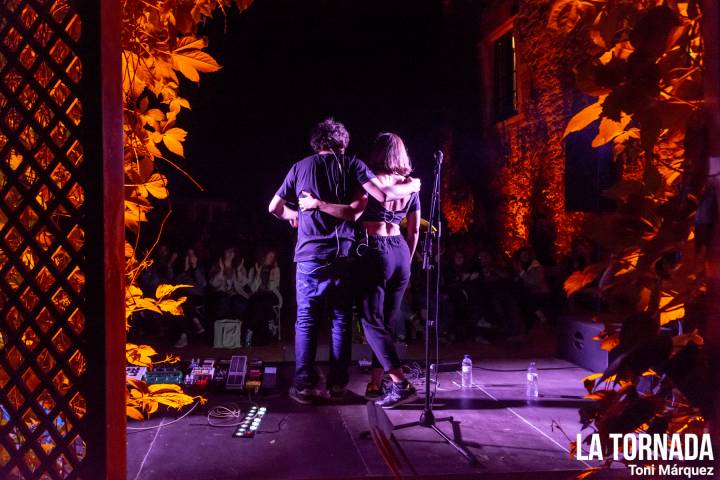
[480,0,593,255]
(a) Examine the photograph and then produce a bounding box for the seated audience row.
[136,245,281,348]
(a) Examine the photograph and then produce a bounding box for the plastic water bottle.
[461,355,473,388]
[526,361,539,399]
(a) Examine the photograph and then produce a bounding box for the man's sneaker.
[173,333,188,349]
[328,385,347,402]
[289,386,316,405]
[375,382,417,409]
[364,382,384,401]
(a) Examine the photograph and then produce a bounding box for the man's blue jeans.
[294,258,352,390]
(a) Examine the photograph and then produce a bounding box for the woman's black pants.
[359,235,411,372]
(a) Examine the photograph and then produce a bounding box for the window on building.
[493,30,517,122]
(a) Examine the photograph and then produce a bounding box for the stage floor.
[127,358,626,480]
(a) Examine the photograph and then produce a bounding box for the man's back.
[276,153,373,262]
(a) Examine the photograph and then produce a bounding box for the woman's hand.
[299,191,321,211]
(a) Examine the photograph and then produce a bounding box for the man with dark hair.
[269,118,420,404]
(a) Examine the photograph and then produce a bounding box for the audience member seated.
[138,244,177,296]
[135,245,178,340]
[476,249,524,341]
[208,247,250,321]
[245,248,282,345]
[442,250,480,341]
[172,248,207,348]
[513,246,550,327]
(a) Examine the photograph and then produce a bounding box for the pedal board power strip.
[233,406,267,439]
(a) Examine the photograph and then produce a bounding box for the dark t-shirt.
[276,153,375,262]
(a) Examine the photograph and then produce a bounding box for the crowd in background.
[128,210,600,350]
[130,220,285,348]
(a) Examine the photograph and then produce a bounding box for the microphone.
[434,150,444,165]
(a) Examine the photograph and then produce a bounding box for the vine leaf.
[172,38,221,82]
[162,127,188,157]
[563,98,605,139]
[146,173,170,199]
[592,113,631,147]
[156,283,192,300]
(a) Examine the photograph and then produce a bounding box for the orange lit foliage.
[550,0,708,474]
[121,0,253,420]
[440,139,476,233]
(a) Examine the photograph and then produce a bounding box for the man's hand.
[288,218,298,228]
[299,191,321,211]
[406,177,421,193]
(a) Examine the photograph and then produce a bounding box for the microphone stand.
[390,151,475,464]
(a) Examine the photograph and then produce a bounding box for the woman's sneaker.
[364,382,384,401]
[375,381,417,409]
[289,386,316,405]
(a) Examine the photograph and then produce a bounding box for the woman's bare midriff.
[362,220,401,237]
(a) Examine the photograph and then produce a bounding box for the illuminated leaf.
[126,344,157,367]
[592,113,632,147]
[599,334,620,351]
[563,263,605,295]
[162,127,187,157]
[157,297,186,317]
[582,372,603,393]
[171,38,221,82]
[659,294,685,325]
[548,0,598,33]
[563,98,605,139]
[144,173,169,199]
[148,383,183,394]
[125,241,135,259]
[613,249,640,277]
[126,406,144,421]
[673,330,704,348]
[155,283,191,300]
[235,0,254,13]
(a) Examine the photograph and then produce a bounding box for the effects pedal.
[226,355,248,390]
[126,366,147,381]
[261,366,277,392]
[245,359,263,392]
[143,366,183,385]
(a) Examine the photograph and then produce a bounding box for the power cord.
[257,415,289,434]
[206,403,245,428]
[473,366,584,372]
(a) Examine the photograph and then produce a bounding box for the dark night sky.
[170,0,483,237]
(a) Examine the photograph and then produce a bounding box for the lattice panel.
[0,0,88,478]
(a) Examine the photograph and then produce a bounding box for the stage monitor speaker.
[558,315,618,372]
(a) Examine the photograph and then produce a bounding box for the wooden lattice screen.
[0,0,125,478]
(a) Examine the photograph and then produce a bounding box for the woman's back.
[361,173,419,234]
